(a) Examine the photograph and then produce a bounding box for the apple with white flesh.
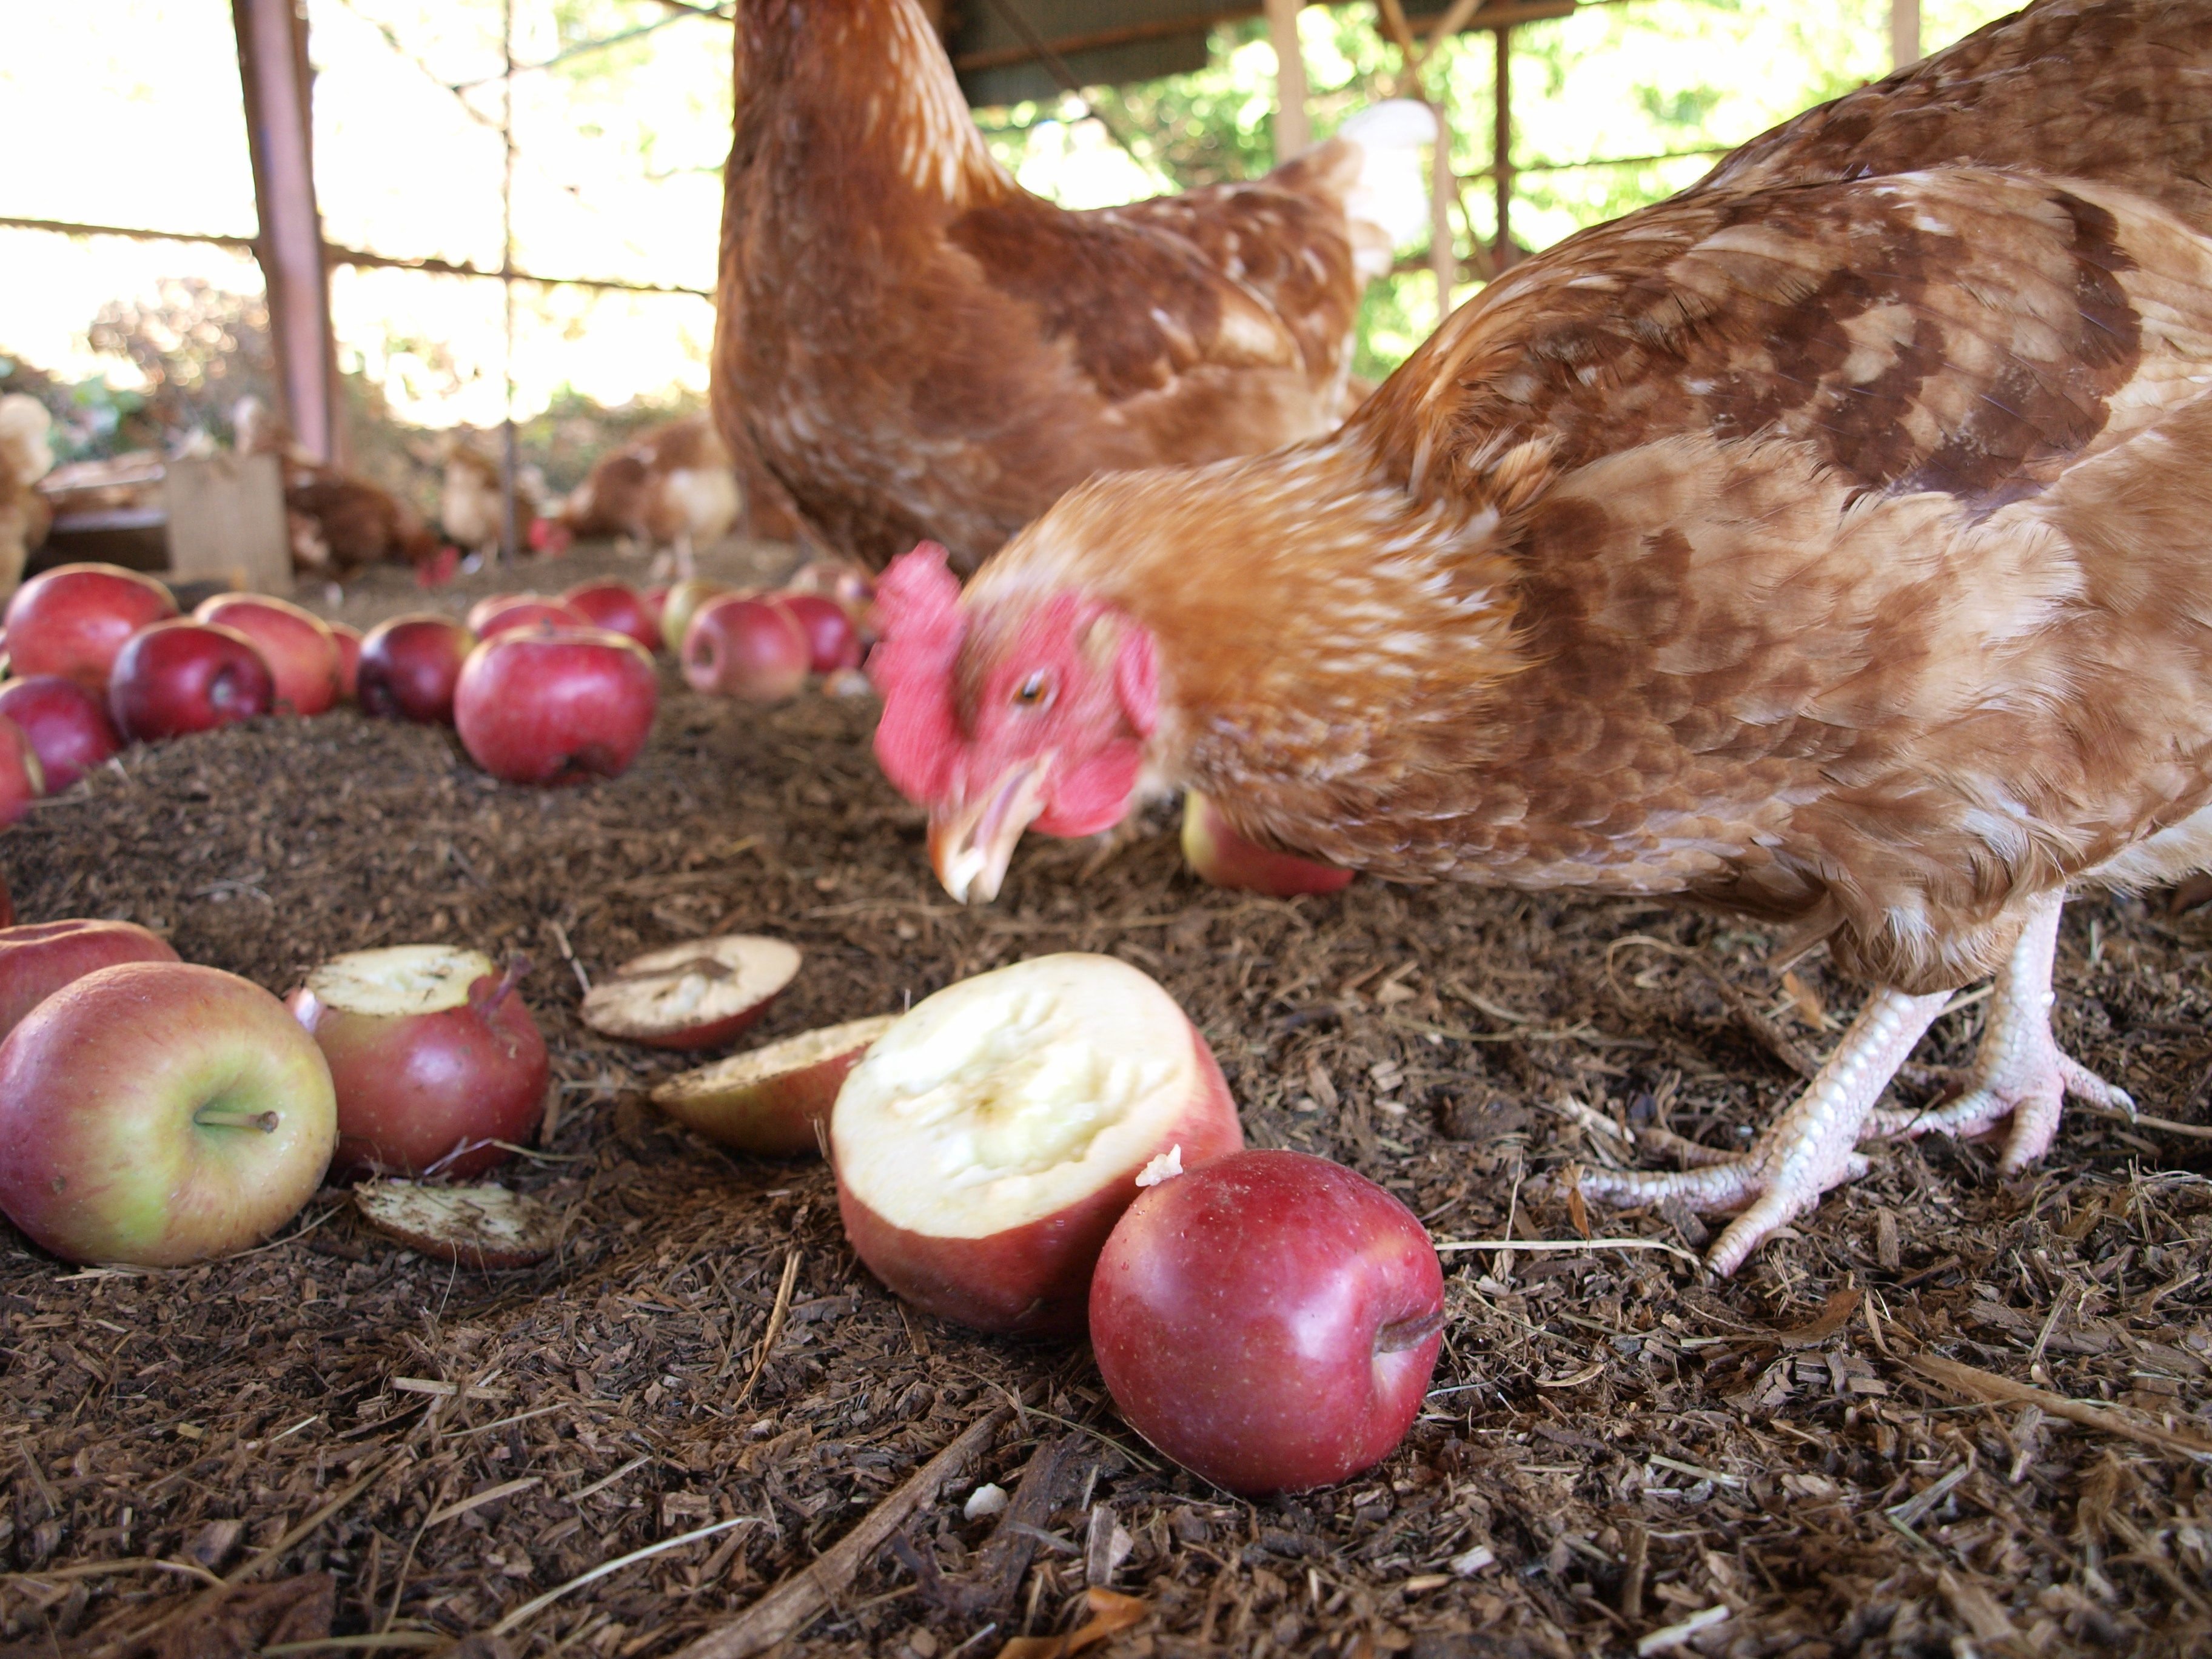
[3,564,178,691]
[0,919,179,1042]
[1088,1150,1445,1496]
[579,934,799,1050]
[0,961,337,1267]
[452,626,658,785]
[683,594,809,701]
[832,953,1242,1337]
[192,594,343,716]
[357,614,472,725]
[559,581,660,652]
[0,717,41,826]
[652,1013,899,1155]
[107,620,276,742]
[0,675,121,791]
[287,945,549,1181]
[354,1178,560,1269]
[1180,791,1353,897]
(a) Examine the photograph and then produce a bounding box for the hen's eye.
[1014,672,1051,708]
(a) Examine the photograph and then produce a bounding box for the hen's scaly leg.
[672,532,697,582]
[1867,891,2130,1171]
[1578,985,1949,1276]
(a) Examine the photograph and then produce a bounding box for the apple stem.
[196,1107,279,1134]
[1373,1310,1445,1355]
[476,951,532,1014]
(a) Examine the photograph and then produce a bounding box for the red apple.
[2,564,178,692]
[1089,1150,1445,1496]
[0,919,179,1043]
[465,592,586,639]
[193,594,343,716]
[453,625,659,785]
[0,869,12,929]
[559,581,660,651]
[0,960,337,1267]
[776,592,863,674]
[832,953,1242,1337]
[683,594,809,701]
[357,613,472,725]
[642,585,671,638]
[287,945,549,1181]
[580,934,800,1050]
[652,1013,899,1154]
[1181,791,1354,897]
[0,675,122,792]
[786,557,876,618]
[657,577,731,654]
[330,621,364,700]
[0,717,42,826]
[107,620,276,743]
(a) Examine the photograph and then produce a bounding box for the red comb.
[869,542,965,802]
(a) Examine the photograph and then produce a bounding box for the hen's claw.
[1866,892,2127,1171]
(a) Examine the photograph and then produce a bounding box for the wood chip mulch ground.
[2,539,2209,1658]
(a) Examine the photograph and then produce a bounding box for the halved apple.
[831,953,1242,1338]
[652,1013,899,1156]
[354,1178,560,1269]
[579,934,800,1050]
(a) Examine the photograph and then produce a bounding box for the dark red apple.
[776,592,863,674]
[0,677,122,793]
[683,594,809,701]
[357,614,473,725]
[0,717,42,826]
[3,564,178,692]
[287,945,550,1181]
[559,581,660,651]
[579,934,800,1051]
[1090,1150,1445,1496]
[0,960,337,1267]
[641,585,671,638]
[0,919,179,1042]
[833,953,1243,1337]
[652,1014,899,1156]
[107,620,275,742]
[330,622,364,700]
[1181,791,1355,897]
[453,625,658,785]
[465,593,586,639]
[0,869,13,929]
[193,594,343,716]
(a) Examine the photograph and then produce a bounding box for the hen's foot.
[1579,985,1950,1276]
[1867,891,2130,1172]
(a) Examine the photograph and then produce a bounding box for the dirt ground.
[2,538,2210,1659]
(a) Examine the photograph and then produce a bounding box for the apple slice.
[354,1178,560,1269]
[652,1013,900,1155]
[579,934,800,1050]
[832,953,1242,1337]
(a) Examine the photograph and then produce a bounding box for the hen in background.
[714,0,1434,575]
[234,397,447,581]
[869,0,2212,1275]
[440,440,555,563]
[558,414,739,575]
[0,395,55,595]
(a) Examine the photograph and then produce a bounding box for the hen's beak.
[930,758,1047,905]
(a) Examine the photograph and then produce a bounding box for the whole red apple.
[1090,1150,1445,1496]
[776,592,863,674]
[330,621,364,700]
[0,674,122,791]
[1181,791,1354,897]
[288,945,549,1180]
[357,614,472,725]
[0,960,337,1267]
[0,717,43,826]
[4,565,179,692]
[466,592,585,638]
[559,581,660,651]
[193,594,343,716]
[833,953,1242,1336]
[641,585,671,637]
[107,620,276,742]
[0,869,12,929]
[453,625,658,785]
[683,594,809,701]
[0,919,179,1042]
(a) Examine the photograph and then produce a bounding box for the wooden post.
[1890,0,1921,69]
[1264,0,1310,159]
[163,453,293,597]
[1493,21,1514,271]
[1430,104,1456,318]
[232,0,346,469]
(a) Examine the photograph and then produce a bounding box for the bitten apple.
[453,626,658,785]
[682,594,809,701]
[579,934,799,1050]
[833,953,1242,1337]
[652,1013,899,1155]
[1088,1150,1445,1496]
[287,945,549,1180]
[357,614,473,725]
[1180,792,1353,897]
[0,675,122,792]
[0,717,42,826]
[0,919,179,1041]
[107,620,276,742]
[192,594,343,716]
[0,961,337,1267]
[2,564,178,691]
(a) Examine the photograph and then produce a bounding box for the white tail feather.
[1334,99,1438,283]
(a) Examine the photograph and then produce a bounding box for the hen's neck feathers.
[734,0,1013,213]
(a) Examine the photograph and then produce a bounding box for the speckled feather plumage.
[970,0,2212,997]
[711,0,1393,574]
